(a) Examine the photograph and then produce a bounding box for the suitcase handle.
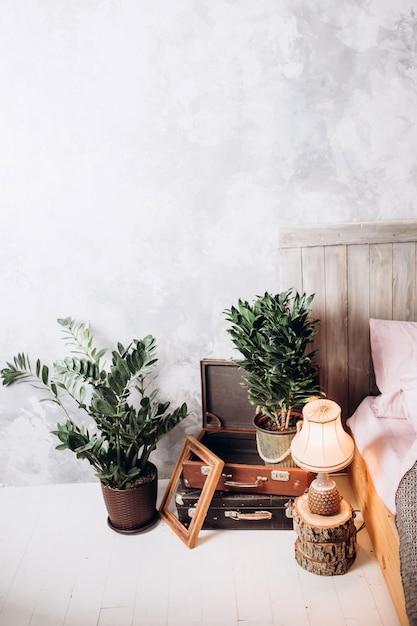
[223,476,267,488]
[225,510,273,521]
[205,411,223,428]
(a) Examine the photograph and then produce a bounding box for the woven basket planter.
[101,462,159,534]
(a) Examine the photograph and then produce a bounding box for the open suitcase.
[175,359,314,530]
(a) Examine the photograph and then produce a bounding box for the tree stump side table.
[293,493,357,576]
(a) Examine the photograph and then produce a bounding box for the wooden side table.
[293,493,357,576]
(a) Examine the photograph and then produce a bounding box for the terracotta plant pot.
[101,462,159,534]
[253,413,302,467]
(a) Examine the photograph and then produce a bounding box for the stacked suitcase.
[175,359,314,530]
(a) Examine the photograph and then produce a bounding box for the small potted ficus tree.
[1,317,188,533]
[223,289,323,466]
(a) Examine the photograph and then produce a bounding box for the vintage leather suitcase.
[182,359,314,497]
[175,479,295,530]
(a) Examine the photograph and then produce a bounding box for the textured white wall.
[1,1,416,485]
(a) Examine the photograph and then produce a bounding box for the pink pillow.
[372,389,408,419]
[369,318,417,394]
[401,375,417,422]
[372,379,417,420]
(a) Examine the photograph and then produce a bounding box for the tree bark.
[293,494,356,576]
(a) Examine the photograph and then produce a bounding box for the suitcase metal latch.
[285,500,294,518]
[271,470,290,482]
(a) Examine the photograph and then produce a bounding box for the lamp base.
[308,473,341,516]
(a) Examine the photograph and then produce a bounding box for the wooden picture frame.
[159,435,224,549]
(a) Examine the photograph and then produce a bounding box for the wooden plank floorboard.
[0,479,401,626]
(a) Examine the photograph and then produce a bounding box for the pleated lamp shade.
[291,399,354,473]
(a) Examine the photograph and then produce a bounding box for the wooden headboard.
[278,219,417,424]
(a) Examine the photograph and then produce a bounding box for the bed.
[278,219,417,626]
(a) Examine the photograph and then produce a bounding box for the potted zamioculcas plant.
[223,289,323,467]
[1,318,188,534]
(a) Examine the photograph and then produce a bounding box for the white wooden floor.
[0,475,400,626]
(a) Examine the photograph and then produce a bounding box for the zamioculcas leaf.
[0,318,188,489]
[224,290,322,431]
[79,385,86,404]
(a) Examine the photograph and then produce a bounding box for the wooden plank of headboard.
[393,241,417,320]
[278,220,417,423]
[302,246,327,394]
[323,245,349,415]
[279,219,417,248]
[370,244,393,319]
[347,244,373,408]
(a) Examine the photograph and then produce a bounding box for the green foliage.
[224,289,323,430]
[1,318,188,489]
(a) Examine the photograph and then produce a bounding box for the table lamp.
[291,398,354,516]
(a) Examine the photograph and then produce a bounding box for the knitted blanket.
[396,460,417,626]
